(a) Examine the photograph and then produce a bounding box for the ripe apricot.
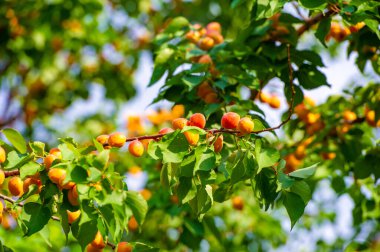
[0,170,5,186]
[44,154,57,170]
[189,113,206,129]
[158,127,174,135]
[304,97,316,107]
[213,135,223,153]
[206,30,224,44]
[259,92,270,103]
[268,95,281,109]
[294,145,306,160]
[237,117,254,135]
[0,201,3,213]
[91,231,106,249]
[67,210,81,224]
[48,168,66,185]
[204,92,219,104]
[140,189,152,200]
[197,81,214,99]
[96,135,109,145]
[232,196,244,210]
[365,109,376,127]
[306,113,321,125]
[197,55,213,65]
[321,152,336,160]
[0,147,6,163]
[71,185,79,198]
[284,154,301,174]
[68,187,79,206]
[221,112,240,129]
[23,177,42,194]
[184,131,199,146]
[128,140,144,157]
[198,37,214,50]
[343,111,357,122]
[86,243,102,252]
[49,148,62,159]
[349,22,365,33]
[60,179,75,190]
[8,177,24,196]
[117,242,133,252]
[172,118,188,130]
[206,22,222,33]
[128,216,139,232]
[108,132,127,148]
[185,30,200,43]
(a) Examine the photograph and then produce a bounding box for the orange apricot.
[158,127,174,135]
[221,112,240,129]
[197,54,213,65]
[259,92,270,103]
[67,209,81,224]
[170,195,179,204]
[0,147,6,163]
[96,135,109,145]
[128,216,139,232]
[189,113,206,129]
[321,152,336,160]
[172,118,188,130]
[23,178,42,194]
[86,243,102,252]
[237,117,254,135]
[108,132,127,148]
[91,231,106,249]
[68,187,79,206]
[284,154,301,174]
[8,177,24,196]
[198,37,214,50]
[213,135,223,153]
[365,109,376,127]
[117,242,133,252]
[294,145,306,160]
[140,189,152,200]
[343,111,357,122]
[232,196,244,210]
[44,154,57,170]
[49,148,62,159]
[306,113,321,125]
[268,95,281,109]
[185,30,200,43]
[0,170,4,186]
[197,82,214,99]
[206,22,222,33]
[204,92,219,104]
[48,168,66,185]
[184,131,199,146]
[206,30,223,44]
[128,140,144,157]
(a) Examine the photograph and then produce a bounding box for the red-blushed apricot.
[321,152,336,160]
[117,241,133,252]
[48,168,66,185]
[128,140,144,157]
[96,134,109,145]
[206,30,224,44]
[86,243,102,252]
[158,127,174,135]
[108,132,127,148]
[0,147,6,163]
[294,145,306,160]
[128,216,139,232]
[185,30,200,43]
[343,110,357,122]
[140,139,152,150]
[213,135,223,153]
[71,185,79,198]
[23,177,42,194]
[8,177,24,196]
[204,92,219,104]
[140,189,152,200]
[197,81,214,99]
[268,95,281,109]
[221,112,240,129]
[232,196,244,210]
[49,147,62,159]
[44,154,56,171]
[237,117,254,135]
[197,54,213,65]
[284,154,301,174]
[198,37,214,50]
[184,131,199,146]
[91,231,106,249]
[68,187,79,206]
[0,170,4,186]
[172,118,188,130]
[189,113,206,129]
[349,22,365,33]
[67,209,81,224]
[206,22,222,33]
[258,92,270,103]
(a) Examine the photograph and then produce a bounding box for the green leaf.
[149,65,166,87]
[195,146,216,172]
[133,242,159,252]
[299,0,327,10]
[230,153,246,184]
[164,16,189,34]
[126,191,148,225]
[278,171,295,189]
[290,181,311,204]
[23,202,52,236]
[297,64,330,90]
[2,128,27,153]
[29,141,45,156]
[288,163,317,178]
[257,148,280,173]
[315,17,331,48]
[283,192,305,229]
[19,161,42,179]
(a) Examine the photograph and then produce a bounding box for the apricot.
[0,201,3,214]
[232,196,244,210]
[140,189,152,200]
[48,168,66,185]
[206,30,224,44]
[294,145,306,160]
[304,97,316,107]
[158,127,174,135]
[268,95,281,109]
[321,152,336,160]
[91,231,106,249]
[49,148,62,159]
[197,81,214,99]
[0,147,6,163]
[185,30,200,43]
[96,135,109,145]
[306,113,321,125]
[172,118,188,130]
[0,170,4,186]
[128,140,144,157]
[259,92,270,103]
[44,154,57,170]
[71,185,79,198]
[189,113,206,129]
[204,92,219,104]
[117,242,133,252]
[294,104,308,120]
[128,216,139,232]
[68,187,79,206]
[365,109,376,127]
[184,131,199,146]
[197,55,213,65]
[8,177,24,196]
[343,111,357,122]
[23,177,42,194]
[237,117,254,135]
[86,243,102,252]
[284,154,301,174]
[213,135,223,153]
[349,22,365,33]
[206,22,222,33]
[108,132,127,148]
[170,195,179,204]
[60,179,75,190]
[221,112,240,129]
[198,37,214,50]
[67,209,81,224]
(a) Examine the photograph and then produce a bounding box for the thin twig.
[4,170,20,178]
[297,8,338,36]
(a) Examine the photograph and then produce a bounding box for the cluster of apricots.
[86,230,133,252]
[258,91,281,109]
[196,81,219,104]
[284,137,315,173]
[294,97,325,135]
[5,9,26,38]
[185,22,224,51]
[326,22,365,42]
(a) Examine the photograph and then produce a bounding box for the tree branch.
[4,170,20,178]
[297,8,338,36]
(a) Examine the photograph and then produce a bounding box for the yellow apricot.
[0,170,4,186]
[49,148,62,159]
[172,118,188,130]
[128,140,144,157]
[108,132,127,148]
[8,177,24,196]
[128,216,139,232]
[294,145,306,160]
[86,243,102,252]
[232,196,244,210]
[96,135,109,145]
[237,117,254,135]
[198,37,214,50]
[91,231,106,249]
[268,95,281,109]
[321,152,336,160]
[0,146,6,163]
[140,189,152,200]
[44,154,57,170]
[67,210,81,224]
[343,111,357,122]
[184,131,199,146]
[48,168,66,185]
[258,92,270,103]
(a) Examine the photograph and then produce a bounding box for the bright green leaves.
[288,163,317,179]
[148,131,189,163]
[23,202,52,236]
[257,147,280,173]
[315,17,331,47]
[297,64,330,89]
[126,191,148,225]
[230,152,256,183]
[298,0,327,10]
[1,128,27,154]
[283,192,305,229]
